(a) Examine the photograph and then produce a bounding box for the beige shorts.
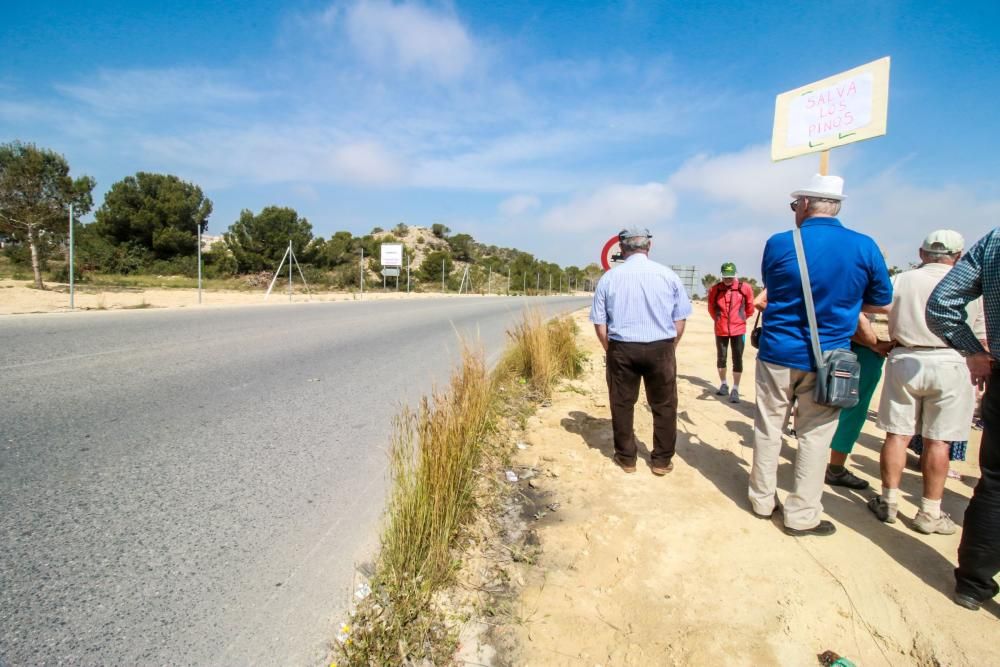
[877,347,975,441]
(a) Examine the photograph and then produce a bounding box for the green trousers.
[830,344,885,455]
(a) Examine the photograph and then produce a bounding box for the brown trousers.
[606,339,678,466]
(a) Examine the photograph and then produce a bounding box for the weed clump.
[501,310,584,396]
[337,310,585,665]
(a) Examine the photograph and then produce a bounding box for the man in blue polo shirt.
[749,174,892,536]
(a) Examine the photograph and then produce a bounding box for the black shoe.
[613,454,637,474]
[783,520,836,536]
[825,467,870,490]
[752,502,782,520]
[954,592,982,611]
[753,508,779,520]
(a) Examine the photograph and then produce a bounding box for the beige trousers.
[748,359,841,530]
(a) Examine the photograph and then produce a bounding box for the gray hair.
[922,249,959,262]
[806,197,842,216]
[621,235,651,251]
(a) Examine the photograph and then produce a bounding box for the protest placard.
[772,57,890,162]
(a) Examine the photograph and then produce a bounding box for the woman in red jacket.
[707,262,755,402]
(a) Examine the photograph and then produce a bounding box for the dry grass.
[380,347,494,591]
[500,310,584,396]
[336,309,584,666]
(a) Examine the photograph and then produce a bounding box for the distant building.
[200,234,223,251]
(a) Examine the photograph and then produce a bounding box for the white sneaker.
[913,511,957,535]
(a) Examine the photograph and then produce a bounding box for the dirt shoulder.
[510,307,996,666]
[0,279,514,315]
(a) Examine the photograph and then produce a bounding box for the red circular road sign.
[601,235,624,271]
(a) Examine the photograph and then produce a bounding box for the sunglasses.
[789,199,801,212]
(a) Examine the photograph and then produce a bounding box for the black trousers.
[715,334,745,373]
[606,339,677,466]
[956,368,1000,601]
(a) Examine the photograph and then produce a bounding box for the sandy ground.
[0,279,515,315]
[511,306,997,666]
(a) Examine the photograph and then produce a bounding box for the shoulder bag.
[750,310,762,349]
[792,225,861,409]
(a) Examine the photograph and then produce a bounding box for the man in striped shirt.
[926,227,1000,611]
[590,227,693,476]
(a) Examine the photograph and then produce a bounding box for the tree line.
[0,141,601,291]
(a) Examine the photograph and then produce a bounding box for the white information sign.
[380,243,403,267]
[771,57,890,161]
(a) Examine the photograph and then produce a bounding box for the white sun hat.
[790,174,846,201]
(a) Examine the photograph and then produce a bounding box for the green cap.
[721,262,737,277]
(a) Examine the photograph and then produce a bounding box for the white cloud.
[290,184,320,201]
[542,183,677,232]
[327,140,406,185]
[134,128,407,189]
[669,143,827,215]
[0,100,52,122]
[55,68,259,114]
[499,194,540,217]
[655,145,1000,280]
[345,0,476,81]
[851,171,1000,269]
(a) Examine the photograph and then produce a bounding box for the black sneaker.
[825,467,870,490]
[753,505,781,520]
[783,520,836,537]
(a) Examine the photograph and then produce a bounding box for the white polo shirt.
[888,263,984,348]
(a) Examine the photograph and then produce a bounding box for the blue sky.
[3,1,999,277]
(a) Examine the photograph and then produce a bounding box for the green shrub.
[142,256,198,277]
[203,241,237,277]
[50,262,85,283]
[3,242,51,269]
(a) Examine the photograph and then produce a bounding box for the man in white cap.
[749,174,892,536]
[868,230,983,534]
[590,227,692,476]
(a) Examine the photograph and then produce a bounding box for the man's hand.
[873,340,896,358]
[753,289,768,312]
[851,313,878,348]
[674,319,686,345]
[967,352,993,390]
[594,323,609,352]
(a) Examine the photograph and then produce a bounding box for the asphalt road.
[0,295,589,665]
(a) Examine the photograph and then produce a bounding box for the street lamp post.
[197,222,202,304]
[68,204,74,310]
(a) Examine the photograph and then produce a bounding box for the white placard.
[380,243,403,267]
[786,73,873,148]
[771,57,890,161]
